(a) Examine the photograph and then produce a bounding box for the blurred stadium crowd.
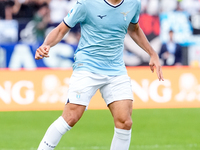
[0,0,200,68]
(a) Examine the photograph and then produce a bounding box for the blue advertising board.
[160,11,200,46]
[0,42,77,69]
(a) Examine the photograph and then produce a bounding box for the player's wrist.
[149,50,158,58]
[41,44,50,48]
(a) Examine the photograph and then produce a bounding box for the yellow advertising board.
[0,67,200,111]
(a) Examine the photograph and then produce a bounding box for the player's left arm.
[128,22,164,81]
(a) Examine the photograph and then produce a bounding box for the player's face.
[169,32,173,41]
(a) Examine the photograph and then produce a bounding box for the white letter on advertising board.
[0,81,12,104]
[43,43,74,68]
[131,79,149,102]
[149,79,172,103]
[9,44,36,69]
[11,81,34,105]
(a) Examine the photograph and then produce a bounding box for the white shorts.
[66,71,133,107]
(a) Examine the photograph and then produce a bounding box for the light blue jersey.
[64,0,141,75]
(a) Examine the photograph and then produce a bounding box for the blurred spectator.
[180,0,200,15]
[19,2,50,43]
[175,1,183,12]
[32,2,50,42]
[47,0,79,45]
[160,0,177,13]
[146,0,159,16]
[0,0,18,43]
[184,0,200,35]
[159,30,182,66]
[10,0,50,21]
[0,0,15,20]
[13,0,39,21]
[140,0,159,15]
[49,0,76,24]
[0,19,18,43]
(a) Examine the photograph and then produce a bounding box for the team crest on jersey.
[67,9,73,17]
[121,11,130,21]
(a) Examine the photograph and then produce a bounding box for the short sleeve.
[63,0,87,28]
[131,0,141,24]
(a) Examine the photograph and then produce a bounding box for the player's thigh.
[63,71,105,127]
[67,71,104,107]
[108,99,133,120]
[62,103,86,127]
[100,74,133,106]
[108,100,133,129]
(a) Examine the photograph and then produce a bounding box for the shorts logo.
[76,94,80,99]
[75,91,81,99]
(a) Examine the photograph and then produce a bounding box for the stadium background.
[0,0,200,150]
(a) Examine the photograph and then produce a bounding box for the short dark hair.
[5,0,15,7]
[169,29,174,33]
[38,2,48,10]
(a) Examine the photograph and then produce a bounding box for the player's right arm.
[35,22,70,60]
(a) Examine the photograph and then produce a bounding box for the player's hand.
[35,45,50,60]
[149,54,164,81]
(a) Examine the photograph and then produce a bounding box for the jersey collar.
[104,0,124,8]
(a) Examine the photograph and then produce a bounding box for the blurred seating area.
[123,0,200,67]
[0,0,200,68]
[0,0,50,20]
[0,0,78,44]
[0,0,76,21]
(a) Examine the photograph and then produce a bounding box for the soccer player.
[35,0,164,149]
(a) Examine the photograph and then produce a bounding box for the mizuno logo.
[97,15,107,19]
[77,1,82,4]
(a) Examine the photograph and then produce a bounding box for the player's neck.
[106,0,123,5]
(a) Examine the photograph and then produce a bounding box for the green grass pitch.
[0,108,200,150]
